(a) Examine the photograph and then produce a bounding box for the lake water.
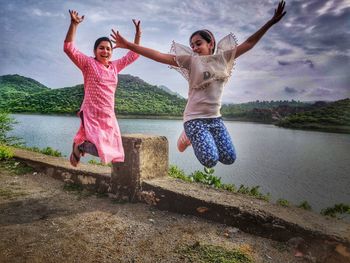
[9,114,350,212]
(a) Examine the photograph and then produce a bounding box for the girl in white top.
[111,1,286,168]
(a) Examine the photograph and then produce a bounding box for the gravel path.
[0,162,346,263]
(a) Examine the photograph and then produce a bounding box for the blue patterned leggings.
[184,117,236,168]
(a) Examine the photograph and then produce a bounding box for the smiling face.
[190,33,214,56]
[94,41,112,66]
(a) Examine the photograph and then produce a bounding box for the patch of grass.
[18,145,63,157]
[298,201,312,211]
[273,242,288,252]
[63,182,104,200]
[63,183,84,192]
[0,145,14,160]
[63,183,92,200]
[177,242,253,263]
[276,198,290,207]
[190,169,222,188]
[320,203,350,218]
[168,165,192,182]
[0,160,34,175]
[237,185,271,202]
[110,198,128,205]
[88,159,112,167]
[169,165,270,202]
[96,192,108,198]
[0,188,27,199]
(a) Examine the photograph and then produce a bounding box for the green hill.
[0,74,186,116]
[1,74,349,133]
[221,100,310,121]
[0,74,49,94]
[276,98,350,133]
[0,74,50,110]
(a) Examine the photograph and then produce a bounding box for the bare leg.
[78,141,99,157]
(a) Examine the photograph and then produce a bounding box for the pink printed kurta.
[64,41,139,163]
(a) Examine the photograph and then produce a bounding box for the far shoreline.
[10,112,350,134]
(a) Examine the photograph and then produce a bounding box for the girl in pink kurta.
[64,10,140,166]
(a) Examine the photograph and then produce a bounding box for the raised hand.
[110,29,129,49]
[270,0,286,25]
[133,19,141,34]
[69,9,84,25]
[132,19,141,44]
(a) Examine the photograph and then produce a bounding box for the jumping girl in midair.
[111,1,286,168]
[64,10,141,166]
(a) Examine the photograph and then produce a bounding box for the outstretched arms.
[64,10,84,43]
[235,0,286,58]
[111,29,178,67]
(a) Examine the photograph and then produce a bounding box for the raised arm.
[235,0,286,58]
[64,10,84,43]
[111,29,178,67]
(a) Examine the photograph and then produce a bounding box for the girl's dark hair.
[189,29,216,54]
[94,37,113,51]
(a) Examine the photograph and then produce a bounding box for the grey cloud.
[0,0,348,103]
[284,87,306,94]
[279,0,350,55]
[262,46,295,56]
[278,61,292,66]
[277,48,294,56]
[309,88,333,97]
[304,60,314,68]
[285,86,298,93]
[277,59,314,68]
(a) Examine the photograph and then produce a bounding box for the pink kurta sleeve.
[112,51,139,72]
[63,41,89,70]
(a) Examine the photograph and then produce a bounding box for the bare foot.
[69,143,81,167]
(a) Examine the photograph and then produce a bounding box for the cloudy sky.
[0,0,349,103]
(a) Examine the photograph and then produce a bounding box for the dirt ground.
[0,161,348,263]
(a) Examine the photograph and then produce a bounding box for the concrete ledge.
[10,143,350,248]
[111,134,168,202]
[142,177,350,246]
[12,147,111,193]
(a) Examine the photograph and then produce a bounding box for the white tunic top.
[170,33,238,122]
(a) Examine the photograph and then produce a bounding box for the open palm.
[271,0,286,24]
[69,10,84,24]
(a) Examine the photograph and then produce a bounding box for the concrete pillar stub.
[111,134,168,202]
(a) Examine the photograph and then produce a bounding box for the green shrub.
[276,198,290,207]
[168,165,191,182]
[0,112,22,145]
[190,169,222,188]
[298,201,312,211]
[168,165,270,202]
[221,183,236,192]
[237,185,270,201]
[321,203,350,218]
[88,159,111,167]
[0,145,14,160]
[40,147,62,157]
[18,145,62,157]
[178,242,253,263]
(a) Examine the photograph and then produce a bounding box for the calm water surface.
[10,114,350,212]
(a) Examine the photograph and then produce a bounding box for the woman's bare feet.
[69,143,81,167]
